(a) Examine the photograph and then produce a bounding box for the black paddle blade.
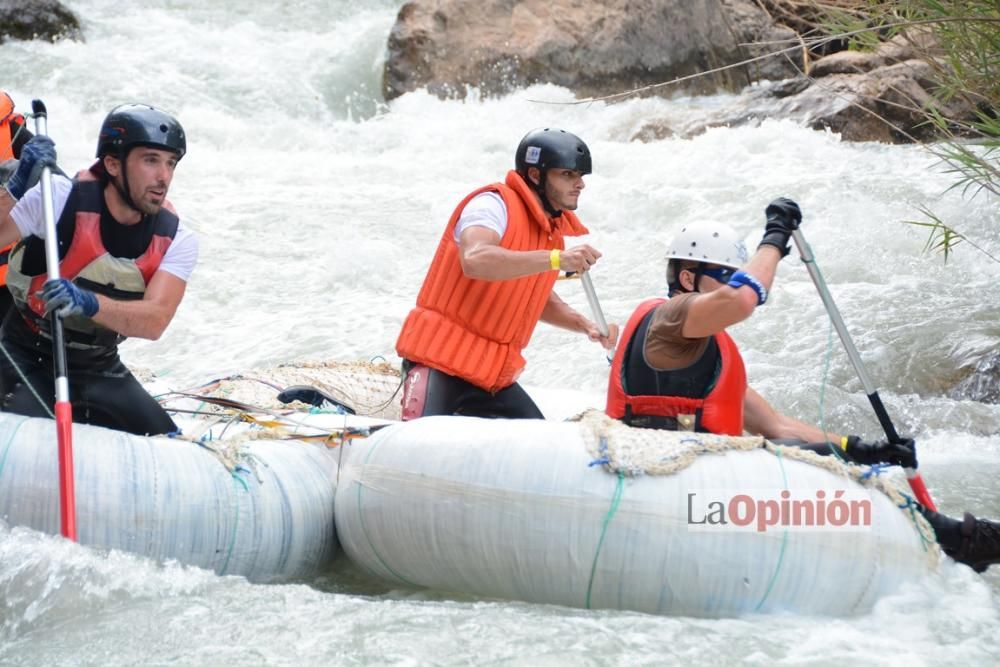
[276,384,357,414]
[32,99,47,117]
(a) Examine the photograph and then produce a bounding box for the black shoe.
[944,513,1000,573]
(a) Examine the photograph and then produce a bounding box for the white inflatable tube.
[0,414,341,581]
[335,416,935,617]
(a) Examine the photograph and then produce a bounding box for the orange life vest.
[396,170,589,392]
[0,244,10,286]
[0,91,18,162]
[606,298,747,435]
[1,94,25,285]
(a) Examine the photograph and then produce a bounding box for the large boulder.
[756,59,959,143]
[950,352,1000,405]
[800,61,965,142]
[383,0,800,101]
[0,0,83,45]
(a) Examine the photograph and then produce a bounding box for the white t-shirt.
[10,175,198,281]
[453,191,508,243]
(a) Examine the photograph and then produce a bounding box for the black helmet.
[515,128,592,179]
[96,103,186,160]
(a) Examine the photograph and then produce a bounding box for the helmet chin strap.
[692,265,706,293]
[532,170,562,217]
[112,150,144,216]
[670,264,706,296]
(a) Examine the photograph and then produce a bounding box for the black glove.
[759,197,801,257]
[843,435,917,469]
[4,135,57,200]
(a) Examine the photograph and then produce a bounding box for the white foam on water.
[1,0,998,663]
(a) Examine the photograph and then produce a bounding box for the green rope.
[802,251,847,463]
[901,496,935,553]
[219,473,247,575]
[356,438,418,586]
[0,416,30,479]
[585,471,625,609]
[819,314,844,460]
[754,448,790,612]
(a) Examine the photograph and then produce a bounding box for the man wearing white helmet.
[605,197,1000,573]
[606,201,813,439]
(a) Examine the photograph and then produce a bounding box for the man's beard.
[134,196,163,216]
[118,175,164,216]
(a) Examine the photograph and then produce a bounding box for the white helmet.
[665,221,748,286]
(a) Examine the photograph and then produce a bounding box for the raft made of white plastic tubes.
[335,414,938,618]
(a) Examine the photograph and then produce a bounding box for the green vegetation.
[772,0,999,262]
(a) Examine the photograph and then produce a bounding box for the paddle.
[562,269,614,361]
[580,272,609,338]
[32,99,77,539]
[790,228,937,511]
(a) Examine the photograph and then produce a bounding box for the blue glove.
[4,135,57,200]
[40,279,100,319]
[759,197,802,257]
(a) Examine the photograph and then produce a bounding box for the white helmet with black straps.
[665,221,748,288]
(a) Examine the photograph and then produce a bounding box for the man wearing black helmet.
[0,103,197,436]
[396,128,619,420]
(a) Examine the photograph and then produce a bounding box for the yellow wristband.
[549,248,561,271]
[840,436,849,451]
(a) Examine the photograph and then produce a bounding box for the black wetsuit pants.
[0,337,177,436]
[401,361,544,420]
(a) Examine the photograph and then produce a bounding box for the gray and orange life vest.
[606,298,747,436]
[396,170,589,392]
[5,164,178,349]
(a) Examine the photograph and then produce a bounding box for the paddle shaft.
[580,272,609,338]
[32,99,77,540]
[791,228,937,511]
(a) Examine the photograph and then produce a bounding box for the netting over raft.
[576,409,940,567]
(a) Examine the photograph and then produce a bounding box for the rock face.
[950,352,1000,405]
[383,0,800,101]
[774,33,968,143]
[384,1,970,143]
[795,61,959,143]
[0,0,83,45]
[644,45,969,144]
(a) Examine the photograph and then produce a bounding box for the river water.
[1,0,999,664]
